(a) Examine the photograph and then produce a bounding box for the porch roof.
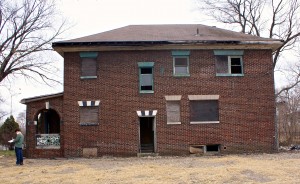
[20,92,63,104]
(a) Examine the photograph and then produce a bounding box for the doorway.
[36,109,60,134]
[139,117,155,153]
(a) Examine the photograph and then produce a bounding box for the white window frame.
[228,56,243,75]
[216,55,244,77]
[173,56,190,77]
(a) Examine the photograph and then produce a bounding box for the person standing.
[11,128,24,165]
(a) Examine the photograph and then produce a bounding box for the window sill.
[190,121,219,124]
[167,122,181,125]
[140,90,154,94]
[216,73,244,77]
[173,74,190,77]
[36,146,60,149]
[79,123,99,126]
[80,76,97,79]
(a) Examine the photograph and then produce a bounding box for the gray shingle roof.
[55,24,281,44]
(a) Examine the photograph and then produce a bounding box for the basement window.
[206,145,220,152]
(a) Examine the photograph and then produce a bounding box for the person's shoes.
[20,162,23,165]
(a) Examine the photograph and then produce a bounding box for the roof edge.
[20,92,63,104]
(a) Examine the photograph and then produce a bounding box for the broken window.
[166,101,181,124]
[138,62,154,93]
[215,55,243,75]
[80,52,98,79]
[214,50,244,76]
[190,100,219,123]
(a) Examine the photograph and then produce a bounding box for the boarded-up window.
[166,101,180,123]
[81,58,97,77]
[190,100,219,122]
[80,106,99,125]
[215,55,228,74]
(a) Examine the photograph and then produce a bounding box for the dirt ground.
[1,152,300,184]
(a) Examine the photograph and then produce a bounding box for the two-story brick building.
[21,24,282,158]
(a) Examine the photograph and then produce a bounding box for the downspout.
[273,63,279,152]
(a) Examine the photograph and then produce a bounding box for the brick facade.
[25,96,63,158]
[62,49,275,156]
[24,49,276,158]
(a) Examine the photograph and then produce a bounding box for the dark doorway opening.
[139,117,154,153]
[36,109,60,134]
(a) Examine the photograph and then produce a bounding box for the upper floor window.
[79,52,98,79]
[138,62,154,93]
[214,50,244,77]
[172,50,190,77]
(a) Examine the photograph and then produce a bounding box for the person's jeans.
[15,147,23,165]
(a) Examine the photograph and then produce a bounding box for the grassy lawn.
[0,150,14,157]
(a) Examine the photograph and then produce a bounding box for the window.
[172,50,190,77]
[165,95,182,124]
[188,95,220,124]
[78,100,100,126]
[214,50,244,76]
[138,62,154,93]
[80,52,98,79]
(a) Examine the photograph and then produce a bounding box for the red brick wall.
[25,96,64,158]
[60,49,276,157]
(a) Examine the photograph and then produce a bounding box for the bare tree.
[277,86,300,145]
[16,111,26,132]
[0,0,66,85]
[0,97,8,120]
[197,0,300,97]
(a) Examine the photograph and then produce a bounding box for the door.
[139,117,155,153]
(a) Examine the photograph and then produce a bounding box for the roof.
[20,92,63,104]
[52,24,283,53]
[54,24,281,44]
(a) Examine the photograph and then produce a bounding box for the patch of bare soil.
[1,152,300,184]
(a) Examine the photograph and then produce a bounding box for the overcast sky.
[1,0,206,119]
[0,0,288,120]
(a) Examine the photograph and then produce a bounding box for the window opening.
[206,145,220,152]
[215,54,243,76]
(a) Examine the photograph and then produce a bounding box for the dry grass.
[1,152,300,184]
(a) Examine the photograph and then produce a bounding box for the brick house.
[21,24,282,158]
